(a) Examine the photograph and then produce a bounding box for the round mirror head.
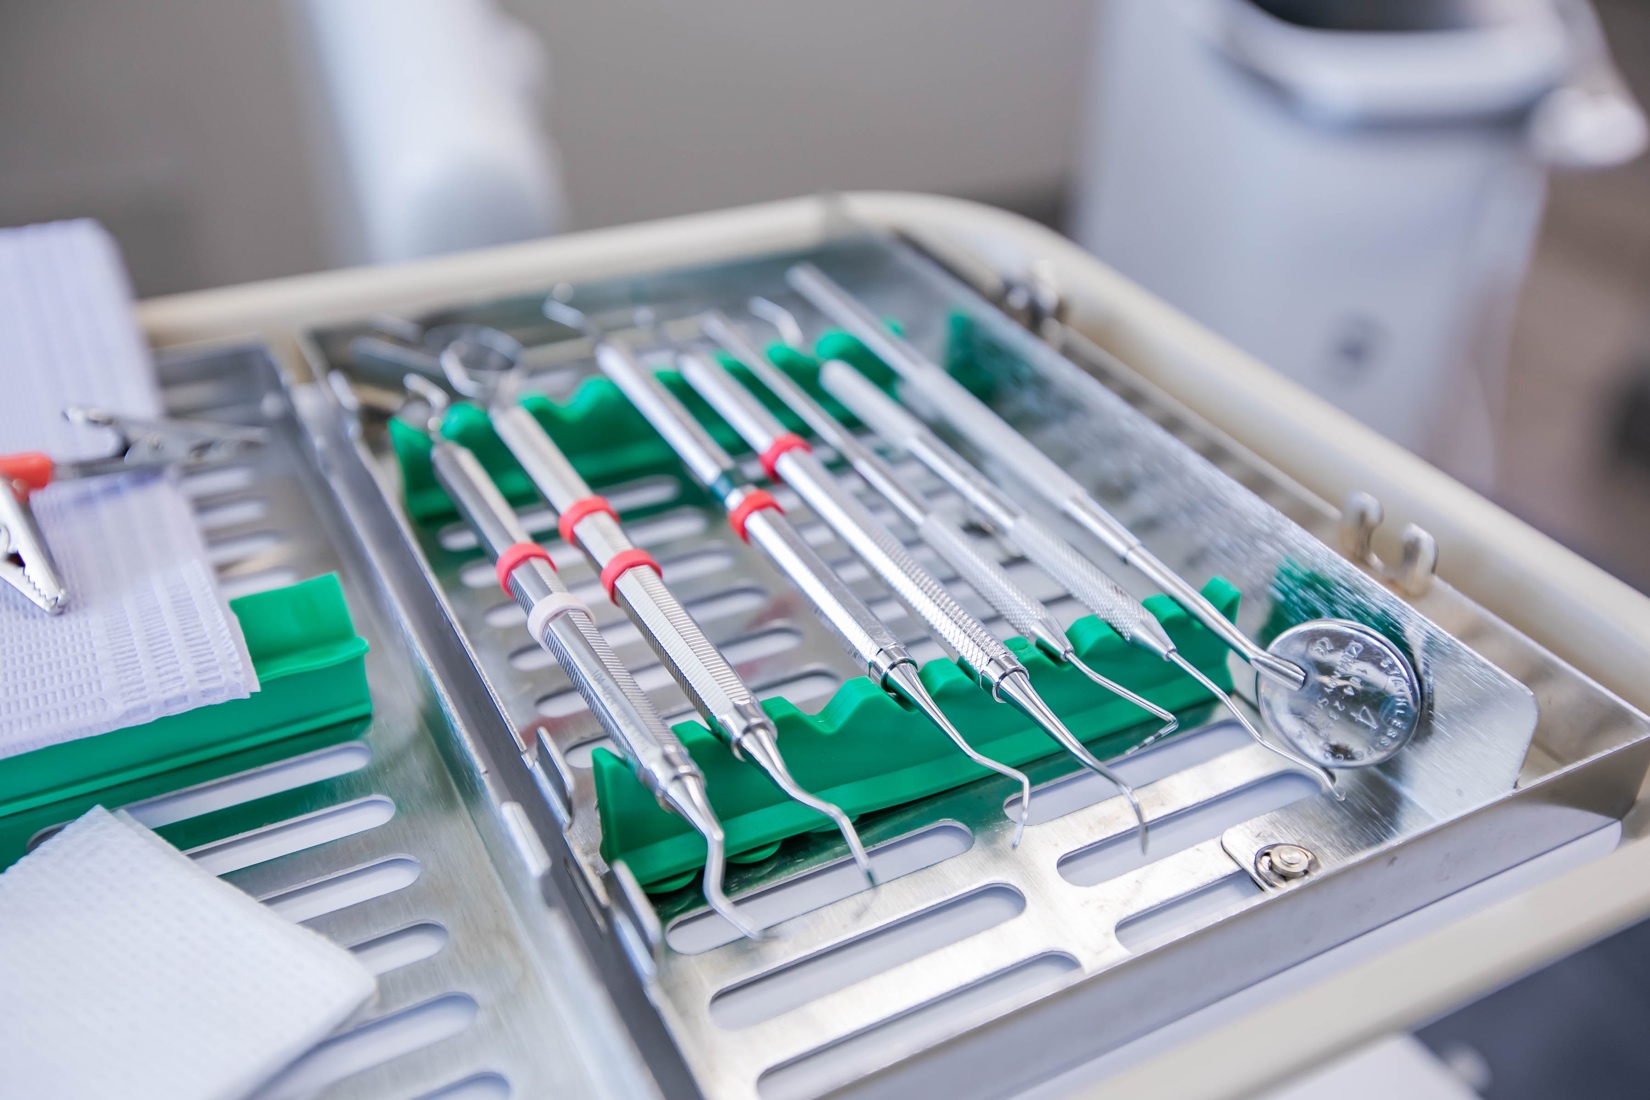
[427,324,523,397]
[1257,619,1421,768]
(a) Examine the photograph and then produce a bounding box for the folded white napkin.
[0,807,376,1100]
[0,219,257,754]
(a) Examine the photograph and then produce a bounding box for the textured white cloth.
[0,807,376,1100]
[0,219,256,754]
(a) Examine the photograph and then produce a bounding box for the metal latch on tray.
[1339,491,1438,598]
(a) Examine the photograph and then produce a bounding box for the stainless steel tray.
[117,346,658,1100]
[285,233,1650,1100]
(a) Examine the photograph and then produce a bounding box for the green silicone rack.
[0,573,371,867]
[598,579,1238,891]
[390,330,1243,894]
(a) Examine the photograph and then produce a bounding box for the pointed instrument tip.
[1167,651,1339,797]
[743,733,876,887]
[665,775,766,939]
[1067,649,1177,728]
[884,661,1034,848]
[702,832,765,942]
[997,669,1149,851]
[1010,798,1028,849]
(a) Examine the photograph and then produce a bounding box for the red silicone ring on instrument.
[758,432,811,482]
[556,494,618,545]
[727,489,783,543]
[495,541,554,594]
[599,548,662,602]
[0,452,54,494]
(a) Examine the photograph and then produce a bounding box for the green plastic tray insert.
[0,573,371,864]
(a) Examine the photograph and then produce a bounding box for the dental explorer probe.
[677,348,1148,844]
[595,341,1034,844]
[406,384,761,938]
[489,313,875,884]
[785,262,1313,693]
[705,310,1177,739]
[820,358,1339,783]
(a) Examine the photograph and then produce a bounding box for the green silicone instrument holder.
[597,578,1238,891]
[0,573,372,868]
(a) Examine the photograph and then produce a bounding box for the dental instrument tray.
[269,229,1650,1100]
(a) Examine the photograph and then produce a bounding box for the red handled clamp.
[2,408,266,616]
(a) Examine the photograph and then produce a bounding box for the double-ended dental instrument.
[406,378,761,938]
[678,332,1149,845]
[787,262,1420,774]
[480,309,875,883]
[594,336,1035,843]
[711,308,1178,741]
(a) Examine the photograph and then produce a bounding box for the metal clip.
[0,408,266,615]
[0,483,67,614]
[1339,491,1438,598]
[605,860,664,983]
[53,407,266,481]
[999,260,1066,337]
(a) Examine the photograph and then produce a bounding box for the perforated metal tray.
[272,233,1650,1100]
[93,345,658,1100]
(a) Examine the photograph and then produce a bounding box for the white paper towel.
[0,806,376,1100]
[0,219,256,753]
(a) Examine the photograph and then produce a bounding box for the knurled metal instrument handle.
[677,350,1020,682]
[428,439,699,793]
[542,588,703,794]
[789,261,1305,686]
[824,360,1144,652]
[788,262,1116,543]
[595,343,735,489]
[612,555,757,726]
[780,448,1016,680]
[599,344,903,680]
[702,310,853,453]
[741,507,903,678]
[491,402,592,509]
[914,511,1045,643]
[1005,512,1173,654]
[822,356,1176,655]
[820,358,1017,530]
[490,400,772,745]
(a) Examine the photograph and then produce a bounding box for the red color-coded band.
[758,432,811,482]
[0,452,54,494]
[727,489,783,543]
[556,494,618,545]
[600,548,662,601]
[496,542,554,594]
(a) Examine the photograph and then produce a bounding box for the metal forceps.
[0,408,265,615]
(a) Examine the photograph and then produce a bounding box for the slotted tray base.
[294,233,1650,1100]
[108,346,648,1100]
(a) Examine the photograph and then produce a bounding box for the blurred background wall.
[0,0,1091,295]
[1,0,1648,593]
